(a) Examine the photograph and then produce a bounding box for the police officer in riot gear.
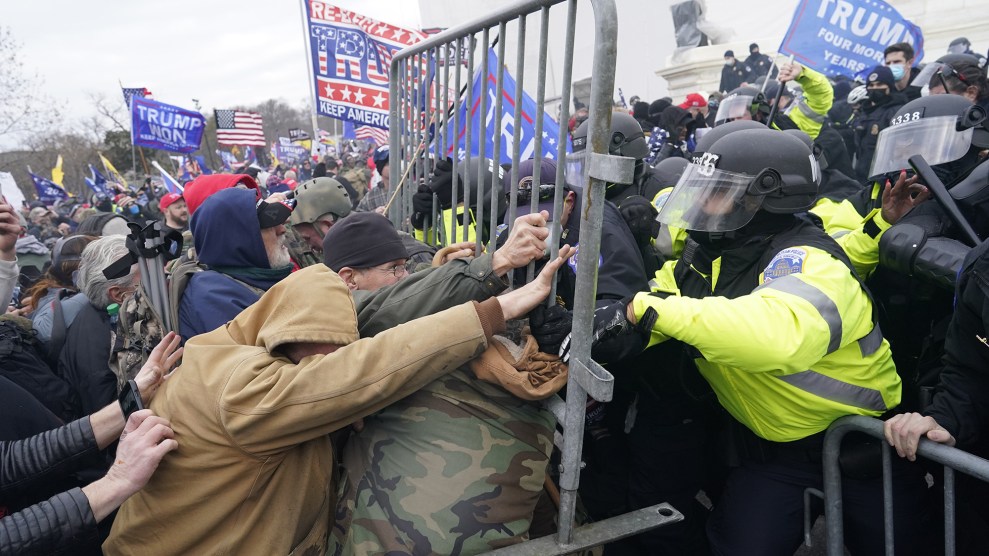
[569,112,665,204]
[412,157,506,245]
[603,128,928,555]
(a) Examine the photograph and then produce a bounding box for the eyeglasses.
[937,64,968,92]
[369,263,408,278]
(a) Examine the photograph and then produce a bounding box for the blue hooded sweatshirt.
[179,188,292,339]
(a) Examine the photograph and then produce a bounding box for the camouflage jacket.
[329,368,555,556]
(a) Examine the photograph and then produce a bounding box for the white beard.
[267,236,292,268]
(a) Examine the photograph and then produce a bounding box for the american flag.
[215,110,266,147]
[355,125,389,145]
[122,87,152,108]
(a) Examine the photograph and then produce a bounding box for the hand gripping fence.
[388,1,682,552]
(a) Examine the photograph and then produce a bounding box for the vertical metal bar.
[557,0,618,544]
[388,40,401,228]
[548,0,577,306]
[945,465,956,556]
[474,28,490,256]
[506,14,527,241]
[526,5,550,283]
[451,37,462,244]
[823,428,846,556]
[438,42,452,247]
[430,46,442,246]
[882,443,894,556]
[462,34,475,244]
[488,21,507,253]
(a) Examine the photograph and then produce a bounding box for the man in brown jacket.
[104,215,566,555]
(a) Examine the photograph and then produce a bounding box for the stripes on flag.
[355,125,389,145]
[122,87,151,108]
[215,110,266,147]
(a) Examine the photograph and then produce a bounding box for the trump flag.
[303,2,427,129]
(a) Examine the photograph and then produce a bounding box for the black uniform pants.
[707,453,930,556]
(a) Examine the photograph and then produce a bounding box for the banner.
[274,141,310,165]
[131,97,206,153]
[86,164,111,197]
[152,161,184,194]
[0,173,26,209]
[779,0,924,79]
[303,2,426,129]
[99,153,129,189]
[51,155,64,186]
[445,49,568,164]
[29,172,70,204]
[289,128,311,142]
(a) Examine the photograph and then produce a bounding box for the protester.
[356,145,391,213]
[158,193,188,234]
[25,235,98,345]
[289,177,352,252]
[177,187,294,339]
[105,215,569,554]
[884,42,922,101]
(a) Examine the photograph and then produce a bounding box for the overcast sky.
[4,0,675,149]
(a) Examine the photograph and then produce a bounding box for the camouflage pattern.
[112,288,164,391]
[329,367,555,556]
[285,224,321,268]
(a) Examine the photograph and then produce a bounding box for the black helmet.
[782,129,828,170]
[910,53,984,88]
[869,94,987,181]
[657,129,818,232]
[714,86,770,125]
[652,157,689,188]
[571,111,648,160]
[455,157,506,219]
[693,119,766,161]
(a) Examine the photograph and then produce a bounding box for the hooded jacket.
[105,264,505,555]
[178,188,292,339]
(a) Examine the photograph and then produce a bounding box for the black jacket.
[926,239,989,447]
[57,301,115,420]
[852,92,907,181]
[719,62,750,93]
[0,416,99,555]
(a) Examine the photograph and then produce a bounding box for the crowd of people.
[1,29,989,556]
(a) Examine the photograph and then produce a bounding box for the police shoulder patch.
[653,190,672,211]
[763,247,807,283]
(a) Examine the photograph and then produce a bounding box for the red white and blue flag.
[303,2,427,130]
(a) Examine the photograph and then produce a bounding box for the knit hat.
[158,193,183,212]
[724,50,735,58]
[678,93,707,109]
[322,212,408,271]
[749,43,759,53]
[183,174,259,214]
[866,66,896,89]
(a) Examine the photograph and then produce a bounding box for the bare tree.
[0,27,61,145]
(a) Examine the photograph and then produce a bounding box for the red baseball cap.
[158,193,183,212]
[678,93,706,109]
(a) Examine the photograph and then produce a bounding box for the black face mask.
[96,199,113,212]
[867,88,889,106]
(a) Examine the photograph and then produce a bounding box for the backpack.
[340,167,369,200]
[0,316,74,420]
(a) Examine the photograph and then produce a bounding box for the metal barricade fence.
[822,415,989,556]
[387,0,683,552]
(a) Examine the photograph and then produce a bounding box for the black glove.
[618,195,660,248]
[558,298,658,363]
[428,157,455,208]
[411,183,434,231]
[529,304,573,356]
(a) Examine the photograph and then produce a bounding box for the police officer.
[412,157,506,246]
[289,176,352,252]
[604,128,928,555]
[570,112,665,204]
[851,65,908,181]
[719,50,750,93]
[742,43,775,80]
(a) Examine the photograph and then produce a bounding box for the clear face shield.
[869,115,974,178]
[657,163,776,232]
[911,62,944,88]
[714,94,755,125]
[565,149,589,189]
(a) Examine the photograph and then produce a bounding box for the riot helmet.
[715,86,769,125]
[692,119,766,162]
[652,157,690,189]
[657,129,819,232]
[869,94,988,183]
[290,177,352,227]
[569,111,649,190]
[782,129,828,171]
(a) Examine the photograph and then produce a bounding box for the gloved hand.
[528,304,573,356]
[411,184,434,230]
[617,195,660,248]
[558,298,658,363]
[428,157,455,208]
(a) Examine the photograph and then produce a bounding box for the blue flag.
[303,3,427,129]
[779,0,924,79]
[86,165,111,197]
[159,167,183,195]
[195,155,213,175]
[217,150,238,171]
[445,49,568,164]
[131,97,206,153]
[29,172,69,204]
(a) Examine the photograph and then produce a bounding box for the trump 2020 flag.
[779,0,924,79]
[131,97,206,153]
[303,2,426,129]
[29,172,70,204]
[446,49,568,164]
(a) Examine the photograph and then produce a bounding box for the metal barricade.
[387,0,683,552]
[822,415,989,556]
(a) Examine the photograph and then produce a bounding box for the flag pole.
[120,79,138,179]
[298,0,322,156]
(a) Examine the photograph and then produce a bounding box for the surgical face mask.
[889,63,906,82]
[725,58,734,66]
